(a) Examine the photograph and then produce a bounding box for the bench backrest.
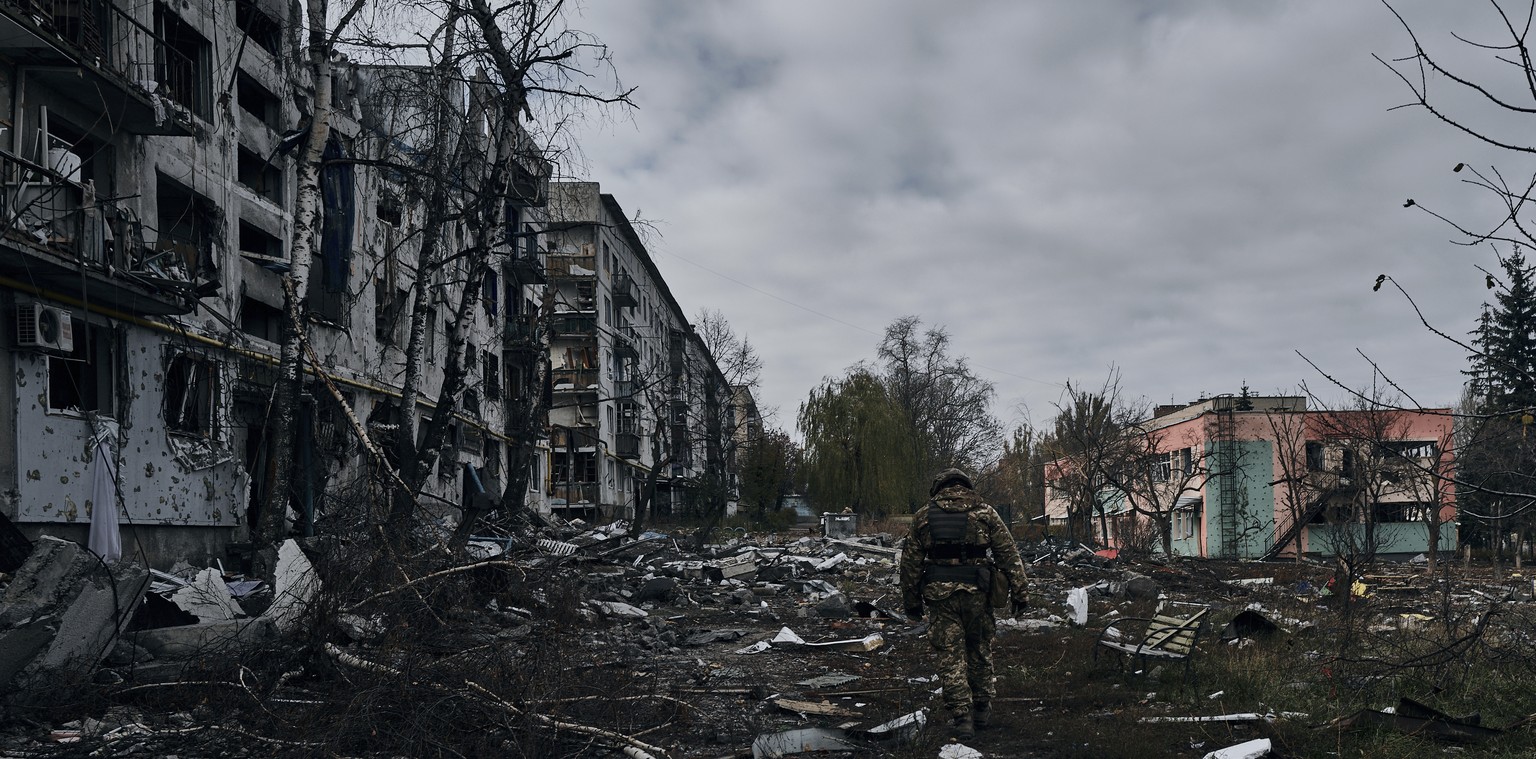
[1141,609,1207,655]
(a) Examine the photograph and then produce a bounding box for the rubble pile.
[2,520,1536,757]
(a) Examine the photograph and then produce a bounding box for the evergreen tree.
[1467,248,1536,413]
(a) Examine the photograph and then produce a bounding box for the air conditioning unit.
[16,303,74,353]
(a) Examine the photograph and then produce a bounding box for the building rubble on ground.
[4,513,1536,757]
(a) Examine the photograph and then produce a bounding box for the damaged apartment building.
[0,0,567,567]
[539,182,750,524]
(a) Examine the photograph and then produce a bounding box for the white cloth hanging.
[87,436,122,563]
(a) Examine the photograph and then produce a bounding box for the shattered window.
[164,353,220,438]
[47,318,118,417]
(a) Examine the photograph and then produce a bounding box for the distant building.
[1044,395,1456,560]
[541,183,738,523]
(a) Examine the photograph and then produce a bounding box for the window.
[236,72,281,130]
[238,220,282,261]
[155,5,212,119]
[157,175,217,280]
[307,253,347,324]
[1305,441,1324,472]
[1340,448,1356,480]
[1152,453,1172,482]
[234,1,282,59]
[240,297,282,342]
[48,318,117,416]
[483,350,499,397]
[529,453,542,491]
[1373,501,1415,523]
[237,146,282,204]
[164,353,220,438]
[1174,508,1197,540]
[482,270,499,316]
[1379,441,1437,460]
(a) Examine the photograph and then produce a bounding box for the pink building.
[1044,396,1456,559]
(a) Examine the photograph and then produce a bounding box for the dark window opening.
[155,4,212,120]
[1372,501,1414,524]
[374,280,396,344]
[164,353,219,438]
[48,318,117,416]
[235,0,282,59]
[240,296,282,342]
[484,350,499,398]
[238,219,282,260]
[307,253,347,324]
[482,270,498,316]
[236,72,281,130]
[1305,441,1324,472]
[1340,449,1356,480]
[237,146,282,204]
[156,175,217,279]
[377,194,402,227]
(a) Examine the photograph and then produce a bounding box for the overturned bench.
[1093,606,1209,684]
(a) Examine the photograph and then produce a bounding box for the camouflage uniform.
[900,474,1028,732]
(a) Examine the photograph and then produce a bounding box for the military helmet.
[930,468,974,496]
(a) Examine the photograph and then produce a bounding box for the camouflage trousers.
[926,589,995,714]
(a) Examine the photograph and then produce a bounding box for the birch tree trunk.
[255,0,333,572]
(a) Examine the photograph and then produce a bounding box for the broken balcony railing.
[1,148,188,280]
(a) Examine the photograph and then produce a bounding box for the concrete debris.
[1325,697,1507,743]
[1201,738,1271,759]
[0,536,148,690]
[751,726,857,758]
[266,539,320,634]
[166,568,244,622]
[797,672,860,688]
[536,538,579,556]
[939,744,984,759]
[592,600,648,618]
[772,697,862,717]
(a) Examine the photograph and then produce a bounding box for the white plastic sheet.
[1067,587,1089,626]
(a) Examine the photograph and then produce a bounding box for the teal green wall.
[1203,440,1275,559]
[1306,521,1459,557]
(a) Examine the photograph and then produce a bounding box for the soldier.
[900,468,1029,737]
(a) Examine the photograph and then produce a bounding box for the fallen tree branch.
[325,643,671,759]
[342,559,527,614]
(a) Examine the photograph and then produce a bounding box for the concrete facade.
[0,3,743,567]
[0,0,540,567]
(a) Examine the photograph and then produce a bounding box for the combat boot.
[950,710,975,738]
[972,701,991,730]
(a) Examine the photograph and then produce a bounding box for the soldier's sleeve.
[899,511,926,611]
[985,506,1029,601]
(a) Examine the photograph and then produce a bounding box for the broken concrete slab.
[167,568,244,622]
[939,744,983,759]
[266,540,319,634]
[1201,738,1271,759]
[772,697,861,718]
[0,536,148,690]
[131,617,276,660]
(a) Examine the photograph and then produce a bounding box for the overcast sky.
[558,1,1525,434]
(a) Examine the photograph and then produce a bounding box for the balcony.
[545,254,596,281]
[0,1,194,135]
[612,325,639,359]
[502,316,540,354]
[612,271,638,308]
[506,248,544,285]
[551,425,598,449]
[0,149,194,314]
[551,367,598,394]
[508,152,551,208]
[613,378,636,399]
[616,431,641,460]
[551,313,597,340]
[549,482,597,504]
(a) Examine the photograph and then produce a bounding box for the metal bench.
[1093,607,1210,684]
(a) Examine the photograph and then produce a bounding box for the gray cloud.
[566,1,1511,429]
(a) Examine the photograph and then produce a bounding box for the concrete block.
[131,617,276,660]
[0,536,148,688]
[168,568,243,622]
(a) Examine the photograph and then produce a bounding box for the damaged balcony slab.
[0,536,147,691]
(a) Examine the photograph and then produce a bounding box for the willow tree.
[798,369,917,516]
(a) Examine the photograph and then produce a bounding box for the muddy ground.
[4,523,1534,759]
